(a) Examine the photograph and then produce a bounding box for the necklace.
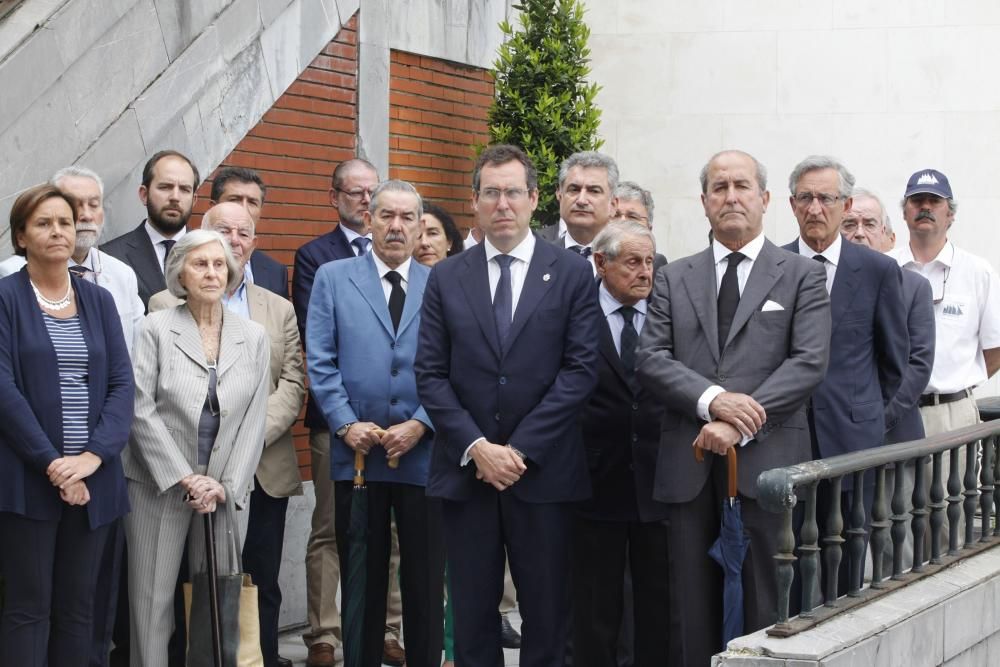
[30,275,73,310]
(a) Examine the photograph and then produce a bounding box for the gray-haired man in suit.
[637,150,831,667]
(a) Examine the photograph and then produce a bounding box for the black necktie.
[161,239,176,270]
[352,237,371,256]
[570,245,592,258]
[385,270,405,332]
[813,255,827,264]
[619,305,638,381]
[494,255,514,344]
[717,251,745,350]
[69,265,91,280]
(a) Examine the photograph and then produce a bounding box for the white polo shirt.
[890,241,1000,394]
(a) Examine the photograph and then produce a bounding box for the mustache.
[385,231,406,243]
[916,210,936,222]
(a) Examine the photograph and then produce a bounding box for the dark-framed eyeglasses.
[792,192,845,208]
[336,187,376,201]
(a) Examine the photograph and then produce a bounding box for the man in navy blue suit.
[416,144,601,667]
[783,156,908,595]
[292,158,380,667]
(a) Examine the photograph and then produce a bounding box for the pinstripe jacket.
[148,283,306,498]
[123,304,270,509]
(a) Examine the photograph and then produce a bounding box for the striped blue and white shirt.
[43,313,90,456]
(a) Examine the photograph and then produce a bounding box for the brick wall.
[388,50,494,235]
[193,13,359,480]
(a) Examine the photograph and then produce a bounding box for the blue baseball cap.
[904,169,953,199]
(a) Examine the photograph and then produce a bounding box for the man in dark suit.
[636,150,831,667]
[102,150,201,312]
[415,144,601,667]
[572,220,671,667]
[291,157,380,667]
[307,180,442,667]
[545,151,619,275]
[841,187,934,570]
[209,165,289,298]
[783,156,908,596]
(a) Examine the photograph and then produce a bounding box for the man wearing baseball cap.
[889,170,1000,547]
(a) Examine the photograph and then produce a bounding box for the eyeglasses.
[616,212,649,224]
[478,187,530,203]
[336,187,375,200]
[932,266,951,305]
[793,192,845,208]
[840,218,882,234]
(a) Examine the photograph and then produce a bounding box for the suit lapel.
[128,225,167,293]
[725,241,783,348]
[247,284,268,328]
[349,254,395,338]
[170,307,210,370]
[829,241,861,331]
[397,263,427,336]
[681,248,721,363]
[598,315,631,390]
[504,240,559,355]
[460,244,502,357]
[216,310,247,378]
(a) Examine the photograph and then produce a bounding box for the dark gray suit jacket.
[636,239,832,502]
[885,270,935,443]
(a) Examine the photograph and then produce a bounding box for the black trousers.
[89,517,126,667]
[570,516,671,667]
[666,457,783,667]
[335,480,444,667]
[443,490,572,667]
[243,478,290,667]
[0,507,111,667]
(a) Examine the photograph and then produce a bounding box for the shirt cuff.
[461,437,486,466]
[697,385,726,422]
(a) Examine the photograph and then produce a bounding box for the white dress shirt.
[342,226,373,256]
[75,248,145,357]
[372,253,411,300]
[599,281,647,354]
[144,222,187,274]
[890,241,1000,393]
[797,233,841,295]
[563,230,597,275]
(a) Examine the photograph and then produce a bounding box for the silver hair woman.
[122,228,271,667]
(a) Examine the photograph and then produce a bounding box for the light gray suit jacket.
[123,304,270,509]
[636,238,832,503]
[148,283,306,498]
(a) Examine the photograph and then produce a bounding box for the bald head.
[201,201,256,270]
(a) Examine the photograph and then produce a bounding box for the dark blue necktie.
[493,255,514,344]
[619,305,638,381]
[352,237,371,256]
[570,244,592,258]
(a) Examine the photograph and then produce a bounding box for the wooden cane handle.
[726,447,738,498]
[371,428,400,469]
[354,449,366,486]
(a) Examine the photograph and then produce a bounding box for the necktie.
[493,255,514,345]
[385,270,405,332]
[352,237,371,256]
[161,239,176,271]
[813,255,827,264]
[619,305,638,381]
[717,251,745,351]
[570,245,592,258]
[69,265,91,280]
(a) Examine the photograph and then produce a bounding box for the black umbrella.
[697,446,748,646]
[343,450,369,667]
[203,511,224,667]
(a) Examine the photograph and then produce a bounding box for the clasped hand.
[709,391,766,437]
[471,440,527,492]
[47,451,102,489]
[344,420,426,460]
[180,474,226,514]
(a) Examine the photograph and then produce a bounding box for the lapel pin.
[543,273,551,282]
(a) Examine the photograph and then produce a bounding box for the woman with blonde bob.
[123,229,270,666]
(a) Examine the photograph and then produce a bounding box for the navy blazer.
[0,269,134,528]
[293,225,355,429]
[250,250,290,298]
[885,270,935,444]
[415,236,601,503]
[783,239,908,458]
[101,221,164,312]
[577,310,667,523]
[306,254,432,486]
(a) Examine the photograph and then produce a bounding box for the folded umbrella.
[343,450,369,667]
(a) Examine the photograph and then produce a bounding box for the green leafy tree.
[487,0,603,227]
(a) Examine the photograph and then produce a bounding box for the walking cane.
[204,511,224,667]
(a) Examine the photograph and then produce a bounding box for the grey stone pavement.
[278,609,524,666]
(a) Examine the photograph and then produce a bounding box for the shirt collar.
[897,240,955,269]
[484,231,535,265]
[341,225,371,244]
[372,252,411,284]
[68,247,99,271]
[564,229,591,249]
[711,232,766,265]
[599,281,647,318]
[144,220,186,246]
[797,233,842,266]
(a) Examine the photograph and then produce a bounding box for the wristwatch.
[335,422,356,439]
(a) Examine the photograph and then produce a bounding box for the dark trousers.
[90,518,126,667]
[0,507,111,666]
[335,480,444,667]
[242,478,290,667]
[571,516,671,667]
[443,490,572,667]
[666,457,782,667]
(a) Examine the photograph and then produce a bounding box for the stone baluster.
[981,436,995,543]
[870,465,890,588]
[823,476,844,605]
[947,447,962,555]
[994,437,1000,539]
[846,471,866,596]
[964,440,979,548]
[890,460,907,579]
[929,452,945,564]
[774,504,796,625]
[911,456,928,572]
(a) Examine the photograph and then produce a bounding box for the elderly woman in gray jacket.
[122,229,270,667]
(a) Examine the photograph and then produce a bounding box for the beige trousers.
[304,431,343,648]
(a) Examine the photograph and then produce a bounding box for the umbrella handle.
[692,445,739,499]
[371,428,399,469]
[354,449,366,486]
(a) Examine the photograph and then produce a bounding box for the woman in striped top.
[0,184,134,666]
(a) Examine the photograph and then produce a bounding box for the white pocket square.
[761,300,784,312]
